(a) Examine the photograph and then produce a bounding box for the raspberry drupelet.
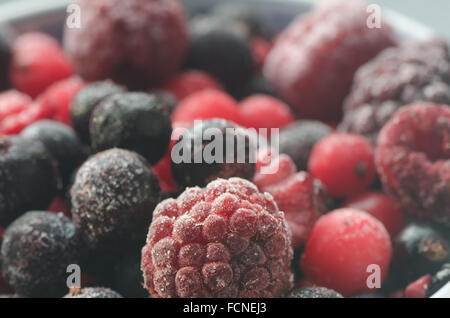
[375,104,450,227]
[141,178,294,298]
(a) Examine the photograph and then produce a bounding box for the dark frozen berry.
[64,287,122,298]
[254,150,331,248]
[37,76,85,126]
[340,40,450,142]
[1,211,83,297]
[375,104,450,226]
[404,274,431,298]
[162,70,223,100]
[0,29,11,91]
[150,90,178,115]
[184,15,255,95]
[239,95,294,136]
[110,252,147,298]
[393,223,449,284]
[264,0,396,121]
[141,177,294,298]
[236,76,278,100]
[309,133,376,198]
[90,92,172,165]
[70,148,160,251]
[427,263,450,297]
[0,136,58,226]
[63,0,188,89]
[288,287,343,298]
[172,89,242,126]
[301,208,392,296]
[171,119,256,189]
[279,121,332,172]
[343,191,405,237]
[70,80,125,144]
[21,120,85,190]
[9,32,74,98]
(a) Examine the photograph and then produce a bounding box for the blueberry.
[171,119,256,189]
[21,120,86,190]
[1,211,83,297]
[71,80,125,144]
[0,136,59,226]
[90,92,172,165]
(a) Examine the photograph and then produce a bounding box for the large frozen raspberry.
[141,178,294,298]
[253,150,331,249]
[63,0,188,89]
[263,0,395,121]
[375,104,450,227]
[340,40,450,143]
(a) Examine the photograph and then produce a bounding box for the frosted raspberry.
[141,178,294,298]
[375,104,450,227]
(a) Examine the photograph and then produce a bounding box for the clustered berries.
[0,0,448,299]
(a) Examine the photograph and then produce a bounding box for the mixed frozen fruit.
[0,0,449,298]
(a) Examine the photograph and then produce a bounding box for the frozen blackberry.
[70,80,125,144]
[279,121,333,171]
[393,223,449,284]
[110,252,147,298]
[70,148,160,251]
[141,178,294,297]
[150,90,178,115]
[288,287,343,298]
[184,15,255,95]
[1,211,83,297]
[63,0,188,89]
[171,119,256,189]
[0,136,58,226]
[0,29,11,91]
[90,92,172,165]
[375,104,450,226]
[64,287,122,298]
[21,120,85,190]
[340,39,450,142]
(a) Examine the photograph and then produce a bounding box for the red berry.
[343,191,405,237]
[404,274,431,298]
[300,208,392,296]
[37,76,85,126]
[10,32,74,98]
[308,133,376,197]
[0,90,32,123]
[142,178,294,298]
[153,151,178,193]
[375,104,450,226]
[263,0,395,121]
[250,37,272,71]
[172,89,242,125]
[239,94,294,136]
[254,150,330,248]
[162,70,223,100]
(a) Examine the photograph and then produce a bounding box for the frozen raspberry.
[404,274,431,298]
[0,29,11,91]
[253,150,331,248]
[63,0,188,89]
[263,0,396,121]
[300,208,392,296]
[0,90,32,125]
[279,120,332,171]
[184,15,255,95]
[141,178,294,298]
[172,89,242,126]
[162,71,223,100]
[9,32,74,98]
[375,104,450,226]
[238,95,294,136]
[36,76,85,126]
[343,191,405,237]
[308,133,376,198]
[340,40,450,143]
